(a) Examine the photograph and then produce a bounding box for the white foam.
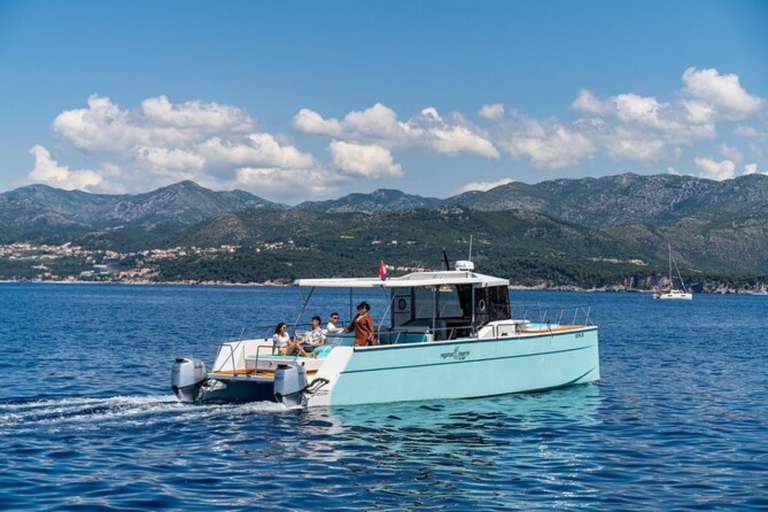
[0,395,291,431]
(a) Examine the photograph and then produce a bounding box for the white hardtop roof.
[294,270,509,289]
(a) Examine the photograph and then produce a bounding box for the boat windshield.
[391,284,510,340]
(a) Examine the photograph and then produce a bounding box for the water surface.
[1,284,766,510]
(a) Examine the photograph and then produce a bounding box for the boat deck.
[209,368,319,381]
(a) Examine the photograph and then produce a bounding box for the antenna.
[468,235,473,261]
[442,249,450,271]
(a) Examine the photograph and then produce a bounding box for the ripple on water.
[1,286,767,509]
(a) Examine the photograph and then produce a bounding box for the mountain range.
[2,173,768,279]
[0,180,283,231]
[5,172,768,230]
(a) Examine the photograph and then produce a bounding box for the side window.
[392,289,412,327]
[438,286,463,318]
[488,286,511,321]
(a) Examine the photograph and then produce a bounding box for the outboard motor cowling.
[274,363,307,407]
[172,358,206,402]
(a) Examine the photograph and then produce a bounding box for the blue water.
[1,284,767,510]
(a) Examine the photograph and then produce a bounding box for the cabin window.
[391,286,467,328]
[475,286,511,324]
[438,287,464,318]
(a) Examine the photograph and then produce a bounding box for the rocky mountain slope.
[451,173,768,226]
[296,188,444,213]
[0,180,283,231]
[3,173,768,277]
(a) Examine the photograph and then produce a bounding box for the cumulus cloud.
[235,167,339,198]
[53,94,241,153]
[197,133,314,169]
[694,157,736,181]
[572,89,610,115]
[733,125,768,140]
[329,141,402,179]
[744,163,758,175]
[719,143,742,163]
[28,145,103,190]
[140,95,254,131]
[496,116,595,169]
[44,94,338,197]
[478,103,505,120]
[682,67,764,120]
[136,147,206,171]
[455,177,514,194]
[293,103,499,159]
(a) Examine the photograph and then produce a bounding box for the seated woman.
[301,316,326,353]
[273,322,315,358]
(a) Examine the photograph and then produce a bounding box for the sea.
[1,283,766,510]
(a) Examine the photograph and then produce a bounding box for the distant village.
[0,242,244,283]
[0,240,427,284]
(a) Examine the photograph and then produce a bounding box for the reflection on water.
[1,285,767,510]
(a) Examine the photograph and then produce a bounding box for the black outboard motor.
[171,358,206,403]
[273,363,307,406]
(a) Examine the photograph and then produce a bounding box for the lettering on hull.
[440,346,470,361]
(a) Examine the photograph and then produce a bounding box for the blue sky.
[0,0,766,202]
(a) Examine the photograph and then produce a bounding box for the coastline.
[1,279,762,294]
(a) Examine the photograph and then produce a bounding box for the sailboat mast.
[668,243,672,288]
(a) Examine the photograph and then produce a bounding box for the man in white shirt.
[326,312,345,333]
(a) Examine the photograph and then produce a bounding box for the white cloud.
[682,67,764,120]
[52,94,231,152]
[293,103,499,159]
[733,125,768,140]
[744,163,758,175]
[140,95,254,131]
[606,137,665,160]
[682,99,717,124]
[719,143,742,163]
[329,141,402,178]
[694,157,736,181]
[478,103,505,120]
[748,142,764,159]
[234,167,339,198]
[572,89,610,115]
[46,94,339,197]
[497,116,595,169]
[198,133,314,169]
[456,177,514,194]
[136,147,205,171]
[28,145,103,190]
[667,167,680,175]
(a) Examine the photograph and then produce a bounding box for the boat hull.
[653,292,693,300]
[183,327,600,407]
[309,327,600,407]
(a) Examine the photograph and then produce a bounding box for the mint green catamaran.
[172,261,600,407]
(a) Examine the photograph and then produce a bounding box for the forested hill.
[2,173,768,286]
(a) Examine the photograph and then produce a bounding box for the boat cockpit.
[295,263,513,344]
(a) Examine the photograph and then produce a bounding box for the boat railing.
[212,323,296,373]
[511,303,594,327]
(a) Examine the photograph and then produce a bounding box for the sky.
[0,0,766,203]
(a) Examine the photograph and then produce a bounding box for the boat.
[653,244,693,300]
[171,260,600,407]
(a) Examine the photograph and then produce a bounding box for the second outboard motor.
[274,363,307,407]
[171,358,206,403]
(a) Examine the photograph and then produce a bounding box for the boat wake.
[0,395,291,433]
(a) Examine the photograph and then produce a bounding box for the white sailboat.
[653,244,693,300]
